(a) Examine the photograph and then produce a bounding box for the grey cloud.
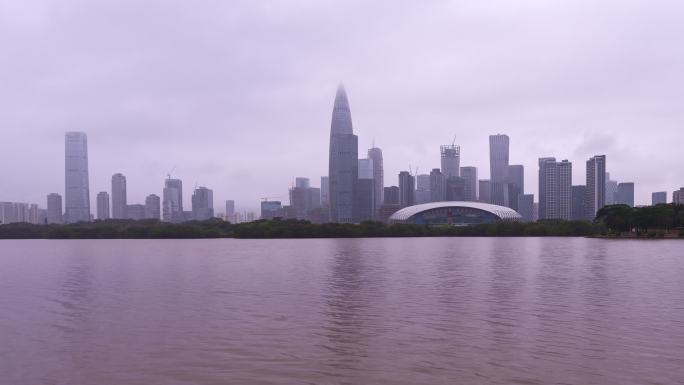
[1,0,683,211]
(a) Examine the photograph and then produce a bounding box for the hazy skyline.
[1,0,683,211]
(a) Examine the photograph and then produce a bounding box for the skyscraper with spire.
[328,85,358,223]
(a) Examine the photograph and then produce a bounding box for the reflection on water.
[1,238,683,385]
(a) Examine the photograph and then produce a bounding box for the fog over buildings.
[1,1,684,211]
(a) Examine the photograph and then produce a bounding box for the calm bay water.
[1,238,683,385]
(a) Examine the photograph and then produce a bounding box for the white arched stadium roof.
[389,201,522,222]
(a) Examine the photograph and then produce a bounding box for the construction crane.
[166,165,177,180]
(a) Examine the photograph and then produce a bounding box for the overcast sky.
[1,0,683,212]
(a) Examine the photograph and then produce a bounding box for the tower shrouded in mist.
[328,85,358,223]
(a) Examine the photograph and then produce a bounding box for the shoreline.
[1,218,682,240]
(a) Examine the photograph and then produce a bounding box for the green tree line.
[1,205,682,239]
[0,217,607,239]
[595,203,684,234]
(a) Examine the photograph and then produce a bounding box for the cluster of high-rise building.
[2,86,684,226]
[1,131,251,225]
[262,85,683,224]
[0,202,45,225]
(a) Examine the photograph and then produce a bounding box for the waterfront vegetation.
[0,218,604,239]
[595,203,684,238]
[0,204,682,239]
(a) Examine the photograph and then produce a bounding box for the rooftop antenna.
[452,135,457,146]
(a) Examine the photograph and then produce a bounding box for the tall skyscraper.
[478,180,492,203]
[415,174,431,204]
[440,144,460,178]
[605,173,618,205]
[615,182,635,207]
[460,167,478,201]
[571,185,588,220]
[367,147,384,207]
[328,85,358,223]
[320,176,330,207]
[111,173,127,219]
[652,191,667,205]
[96,191,110,220]
[506,165,524,196]
[505,164,524,210]
[558,160,572,219]
[586,155,607,219]
[429,168,446,202]
[46,193,63,224]
[64,132,90,223]
[354,158,375,222]
[192,186,214,220]
[162,178,183,222]
[489,134,509,206]
[145,194,161,219]
[398,171,415,207]
[538,157,556,219]
[538,158,572,220]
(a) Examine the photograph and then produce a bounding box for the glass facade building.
[64,132,90,223]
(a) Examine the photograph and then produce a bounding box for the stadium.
[388,202,522,226]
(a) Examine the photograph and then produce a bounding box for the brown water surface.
[1,238,683,384]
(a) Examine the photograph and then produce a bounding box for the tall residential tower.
[538,158,572,220]
[111,173,127,219]
[586,155,607,219]
[96,191,110,219]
